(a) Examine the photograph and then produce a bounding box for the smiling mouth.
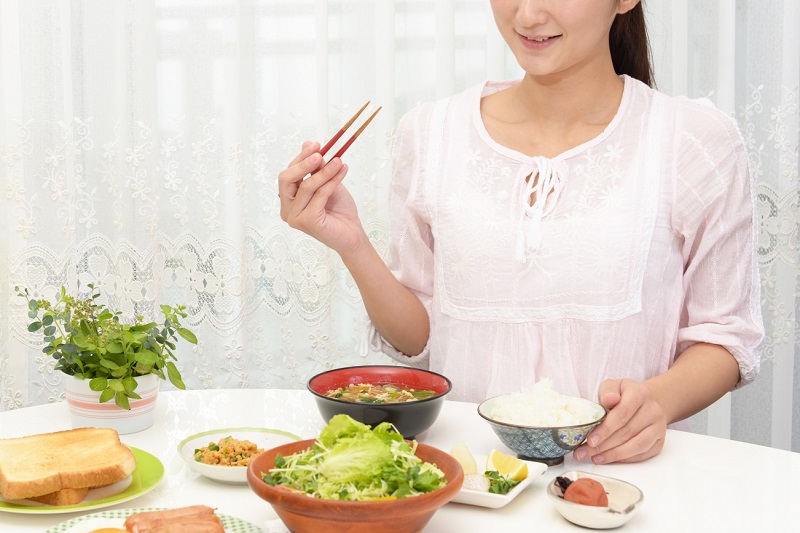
[523,35,559,42]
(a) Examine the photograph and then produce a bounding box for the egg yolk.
[564,478,609,506]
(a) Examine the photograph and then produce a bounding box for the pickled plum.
[555,476,608,507]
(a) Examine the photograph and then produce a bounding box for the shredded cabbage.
[262,414,447,501]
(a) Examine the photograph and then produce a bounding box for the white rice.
[484,379,603,427]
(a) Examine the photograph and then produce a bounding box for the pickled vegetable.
[562,477,608,506]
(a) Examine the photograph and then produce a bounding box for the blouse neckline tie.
[513,156,566,263]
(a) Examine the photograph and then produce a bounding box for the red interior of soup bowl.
[308,365,452,396]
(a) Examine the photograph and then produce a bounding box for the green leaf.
[115,392,131,410]
[485,471,521,495]
[61,344,77,354]
[89,377,108,391]
[120,329,132,342]
[123,376,138,391]
[109,379,125,392]
[99,359,120,370]
[126,390,142,400]
[71,334,89,349]
[177,328,198,344]
[166,361,185,390]
[134,350,159,366]
[28,322,42,332]
[41,314,54,326]
[99,388,115,403]
[28,299,38,311]
[105,342,123,354]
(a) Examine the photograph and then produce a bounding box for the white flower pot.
[63,373,160,434]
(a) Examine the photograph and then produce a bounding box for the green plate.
[45,507,263,533]
[0,447,164,514]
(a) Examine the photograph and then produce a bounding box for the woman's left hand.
[572,378,667,464]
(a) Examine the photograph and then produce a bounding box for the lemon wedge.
[486,449,528,482]
[450,441,478,475]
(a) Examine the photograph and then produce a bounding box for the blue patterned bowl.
[478,394,607,466]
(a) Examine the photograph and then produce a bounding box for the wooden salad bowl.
[246,438,464,533]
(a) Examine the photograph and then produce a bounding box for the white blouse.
[369,76,764,413]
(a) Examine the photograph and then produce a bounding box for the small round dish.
[178,427,300,484]
[546,471,644,529]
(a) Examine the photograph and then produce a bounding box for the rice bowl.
[478,381,607,466]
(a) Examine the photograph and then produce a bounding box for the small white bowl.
[547,471,643,529]
[179,427,300,484]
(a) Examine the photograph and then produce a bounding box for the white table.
[0,389,797,532]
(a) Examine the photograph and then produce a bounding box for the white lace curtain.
[1,0,798,452]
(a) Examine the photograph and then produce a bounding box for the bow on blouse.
[514,156,567,263]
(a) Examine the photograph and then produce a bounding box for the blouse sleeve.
[672,98,764,389]
[365,103,436,368]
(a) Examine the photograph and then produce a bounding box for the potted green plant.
[17,284,197,432]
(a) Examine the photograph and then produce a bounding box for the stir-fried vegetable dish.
[262,414,447,501]
[324,383,437,403]
[194,436,264,466]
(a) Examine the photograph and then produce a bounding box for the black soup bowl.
[307,365,452,439]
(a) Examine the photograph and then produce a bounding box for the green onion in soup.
[325,383,437,404]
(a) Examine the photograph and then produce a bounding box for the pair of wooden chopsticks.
[319,101,382,161]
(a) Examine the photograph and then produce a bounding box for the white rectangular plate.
[450,455,547,509]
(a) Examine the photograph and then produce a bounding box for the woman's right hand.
[280,143,431,356]
[278,141,367,256]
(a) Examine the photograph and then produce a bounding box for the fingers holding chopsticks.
[278,142,349,225]
[280,153,358,254]
[278,101,379,253]
[290,156,348,216]
[279,101,380,209]
[278,141,319,205]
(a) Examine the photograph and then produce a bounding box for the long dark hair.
[609,3,654,87]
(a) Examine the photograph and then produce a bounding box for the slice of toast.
[27,486,90,505]
[0,427,136,501]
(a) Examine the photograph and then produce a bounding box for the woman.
[277,0,763,464]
